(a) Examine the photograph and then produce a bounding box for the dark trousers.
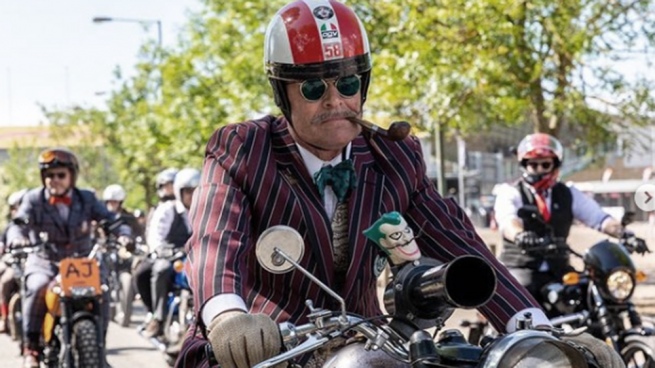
[135,258,173,321]
[0,262,17,305]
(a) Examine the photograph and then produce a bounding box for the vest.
[500,181,573,270]
[165,209,192,249]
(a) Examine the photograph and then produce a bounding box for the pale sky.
[0,0,201,126]
[1,1,650,127]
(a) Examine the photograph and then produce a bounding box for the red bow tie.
[49,196,72,206]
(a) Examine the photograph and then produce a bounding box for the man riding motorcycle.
[136,168,198,339]
[494,133,648,309]
[6,148,132,368]
[102,184,144,239]
[175,2,623,367]
[0,188,28,333]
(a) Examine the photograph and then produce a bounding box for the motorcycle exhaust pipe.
[349,117,411,141]
[384,255,497,320]
[413,255,496,308]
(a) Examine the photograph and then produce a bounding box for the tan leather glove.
[563,332,625,368]
[207,310,284,368]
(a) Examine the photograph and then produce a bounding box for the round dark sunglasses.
[44,172,68,179]
[274,74,361,102]
[526,161,553,170]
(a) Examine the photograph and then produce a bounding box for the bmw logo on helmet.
[313,5,334,19]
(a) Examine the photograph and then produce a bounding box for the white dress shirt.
[494,182,613,235]
[146,200,191,251]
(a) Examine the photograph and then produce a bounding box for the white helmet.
[7,189,28,208]
[156,168,179,189]
[173,168,201,201]
[103,184,126,202]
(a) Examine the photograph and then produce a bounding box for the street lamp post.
[92,16,162,47]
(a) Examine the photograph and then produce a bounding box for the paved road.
[0,301,170,368]
[1,223,653,367]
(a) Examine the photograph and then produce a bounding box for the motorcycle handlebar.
[253,314,408,368]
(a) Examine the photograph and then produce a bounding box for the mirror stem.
[273,247,347,320]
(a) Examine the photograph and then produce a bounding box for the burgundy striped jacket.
[176,116,539,367]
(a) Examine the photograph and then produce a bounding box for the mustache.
[311,110,359,125]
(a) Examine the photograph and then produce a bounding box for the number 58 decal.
[323,43,342,59]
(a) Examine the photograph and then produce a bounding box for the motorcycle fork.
[589,284,620,351]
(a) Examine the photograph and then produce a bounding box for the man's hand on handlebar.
[515,231,541,249]
[621,231,651,255]
[8,237,31,249]
[207,310,284,368]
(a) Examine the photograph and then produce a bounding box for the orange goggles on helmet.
[39,149,76,165]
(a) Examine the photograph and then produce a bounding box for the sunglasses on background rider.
[525,161,553,170]
[44,172,68,180]
[277,74,361,102]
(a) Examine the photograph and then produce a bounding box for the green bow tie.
[313,159,357,203]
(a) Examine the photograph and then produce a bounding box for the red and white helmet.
[517,133,564,165]
[517,133,564,191]
[264,0,372,121]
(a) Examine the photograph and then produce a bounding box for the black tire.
[7,293,22,342]
[116,272,135,327]
[72,319,102,368]
[622,335,655,368]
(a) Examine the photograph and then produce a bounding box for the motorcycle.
[466,206,655,367]
[3,239,46,346]
[530,208,655,367]
[205,225,603,368]
[137,243,193,367]
[38,232,110,368]
[97,232,146,328]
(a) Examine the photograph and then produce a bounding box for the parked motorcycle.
[205,225,603,367]
[137,243,193,367]
[465,206,655,367]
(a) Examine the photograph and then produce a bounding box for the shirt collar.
[296,143,352,177]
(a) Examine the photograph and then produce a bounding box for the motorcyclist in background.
[0,188,28,333]
[146,168,178,238]
[136,168,198,338]
[103,184,145,239]
[6,148,132,368]
[494,133,649,309]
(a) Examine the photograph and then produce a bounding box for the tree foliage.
[29,0,654,209]
[361,0,655,141]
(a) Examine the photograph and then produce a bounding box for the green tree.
[38,0,655,203]
[361,0,655,143]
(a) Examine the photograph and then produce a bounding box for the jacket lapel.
[271,119,334,286]
[67,190,83,238]
[342,136,385,299]
[42,191,67,235]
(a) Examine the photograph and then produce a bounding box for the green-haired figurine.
[363,211,422,265]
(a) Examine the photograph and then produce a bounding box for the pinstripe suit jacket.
[179,116,539,366]
[7,187,127,276]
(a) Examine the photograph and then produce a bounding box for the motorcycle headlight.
[479,330,588,368]
[606,270,634,302]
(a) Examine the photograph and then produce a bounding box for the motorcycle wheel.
[72,319,103,368]
[621,335,655,368]
[7,293,22,342]
[116,272,135,327]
